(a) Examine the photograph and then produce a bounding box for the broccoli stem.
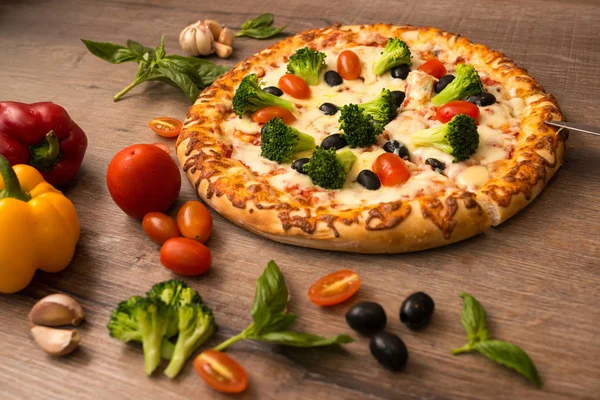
[143,333,163,376]
[411,126,453,153]
[257,93,294,112]
[337,149,358,174]
[161,339,175,360]
[295,131,316,153]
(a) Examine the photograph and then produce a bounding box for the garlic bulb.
[179,21,214,56]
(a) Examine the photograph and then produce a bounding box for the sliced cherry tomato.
[252,106,296,125]
[152,142,171,155]
[337,50,362,80]
[142,212,180,244]
[148,117,183,138]
[308,270,361,307]
[278,74,310,99]
[160,237,211,276]
[372,153,411,187]
[436,100,480,124]
[194,350,248,394]
[418,59,447,80]
[177,201,213,243]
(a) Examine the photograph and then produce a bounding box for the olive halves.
[321,134,347,150]
[346,301,387,333]
[467,92,496,107]
[319,102,338,115]
[291,158,310,174]
[391,64,410,80]
[370,332,408,371]
[434,75,455,93]
[383,140,409,160]
[400,292,435,330]
[324,70,343,87]
[263,86,283,97]
[357,170,381,191]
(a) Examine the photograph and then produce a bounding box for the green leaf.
[257,331,354,347]
[236,25,286,39]
[250,261,290,333]
[257,313,296,335]
[152,67,200,103]
[126,40,154,57]
[160,56,229,88]
[474,340,542,388]
[459,293,490,343]
[81,39,140,63]
[241,13,274,31]
[155,34,166,60]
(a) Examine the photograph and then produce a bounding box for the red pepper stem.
[29,131,60,171]
[0,155,31,202]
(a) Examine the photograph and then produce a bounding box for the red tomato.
[252,106,296,125]
[372,153,411,187]
[142,212,180,244]
[148,117,183,138]
[308,270,361,307]
[278,74,310,99]
[107,144,181,220]
[337,50,362,80]
[177,201,213,243]
[160,237,211,276]
[418,59,447,79]
[436,100,480,124]
[194,350,248,394]
[152,142,171,155]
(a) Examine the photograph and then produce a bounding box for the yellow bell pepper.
[0,155,79,294]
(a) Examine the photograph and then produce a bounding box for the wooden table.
[1,0,599,398]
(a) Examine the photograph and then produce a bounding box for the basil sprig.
[452,293,542,388]
[214,261,353,350]
[81,35,229,103]
[235,13,287,39]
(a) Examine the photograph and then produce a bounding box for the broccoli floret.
[339,104,382,148]
[232,73,294,117]
[260,117,316,163]
[147,279,202,307]
[410,114,479,162]
[431,64,484,106]
[373,38,412,76]
[304,147,357,189]
[286,47,327,86]
[357,89,398,126]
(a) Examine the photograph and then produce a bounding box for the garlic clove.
[194,24,215,56]
[214,42,233,59]
[179,21,215,56]
[218,27,234,47]
[31,326,80,357]
[204,20,223,40]
[29,294,84,327]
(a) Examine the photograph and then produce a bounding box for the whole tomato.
[107,144,181,220]
[160,237,212,276]
[177,201,213,243]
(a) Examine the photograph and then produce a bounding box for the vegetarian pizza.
[176,24,565,253]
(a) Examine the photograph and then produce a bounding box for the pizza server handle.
[545,120,600,137]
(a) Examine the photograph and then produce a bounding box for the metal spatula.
[545,121,600,137]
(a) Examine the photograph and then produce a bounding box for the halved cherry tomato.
[149,117,183,138]
[436,100,480,124]
[160,237,211,276]
[337,50,362,80]
[177,201,213,243]
[278,74,310,99]
[372,153,411,187]
[152,142,171,155]
[194,350,248,394]
[142,212,180,244]
[252,106,296,125]
[418,59,447,80]
[308,270,361,307]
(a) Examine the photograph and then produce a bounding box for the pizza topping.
[357,88,399,126]
[339,104,382,148]
[411,114,479,162]
[278,73,311,99]
[434,74,456,93]
[425,158,446,174]
[324,70,343,86]
[291,157,310,174]
[319,102,339,115]
[233,73,294,117]
[391,64,411,80]
[418,58,447,80]
[304,147,357,189]
[404,70,435,107]
[456,165,489,190]
[467,92,497,107]
[252,106,296,124]
[337,50,362,80]
[432,64,484,106]
[372,153,411,187]
[437,100,480,124]
[321,133,348,150]
[372,38,412,76]
[262,85,283,96]
[286,47,327,86]
[260,118,315,163]
[357,169,381,190]
[383,140,410,159]
[390,90,406,107]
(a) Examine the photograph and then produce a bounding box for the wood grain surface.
[1,0,599,399]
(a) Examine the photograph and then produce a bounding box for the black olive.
[370,332,408,371]
[467,92,496,107]
[319,102,338,115]
[263,86,283,97]
[390,64,411,80]
[434,75,455,93]
[291,158,310,174]
[321,134,347,150]
[356,170,381,191]
[324,70,343,86]
[383,140,410,160]
[346,301,386,333]
[390,91,406,107]
[425,158,445,173]
[400,292,435,330]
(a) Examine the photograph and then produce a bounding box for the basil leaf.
[258,331,354,347]
[126,40,154,57]
[459,293,490,342]
[153,67,200,103]
[474,340,542,388]
[256,313,296,334]
[250,260,290,333]
[236,25,286,39]
[155,34,166,60]
[241,13,274,31]
[161,56,229,88]
[81,39,140,63]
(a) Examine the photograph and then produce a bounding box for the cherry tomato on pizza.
[278,74,310,99]
[436,100,480,124]
[252,106,296,124]
[308,270,361,306]
[372,153,411,187]
[418,59,447,80]
[194,350,248,394]
[337,50,362,80]
[148,117,183,138]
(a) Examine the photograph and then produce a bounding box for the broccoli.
[286,47,327,86]
[339,104,382,148]
[147,279,201,307]
[431,64,484,106]
[373,38,412,76]
[260,117,316,163]
[232,73,294,117]
[357,89,398,126]
[304,146,357,189]
[410,114,480,162]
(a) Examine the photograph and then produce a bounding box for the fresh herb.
[81,35,229,103]
[214,261,353,350]
[235,13,287,39]
[452,293,542,388]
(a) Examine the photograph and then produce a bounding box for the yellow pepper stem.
[0,155,31,202]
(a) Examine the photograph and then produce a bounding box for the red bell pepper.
[0,101,88,187]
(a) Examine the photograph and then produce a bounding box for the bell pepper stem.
[29,131,60,171]
[0,155,31,201]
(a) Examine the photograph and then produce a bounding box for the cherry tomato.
[107,144,181,220]
[418,59,447,79]
[436,100,480,124]
[142,212,180,244]
[308,270,361,307]
[160,237,211,276]
[278,74,310,99]
[372,153,411,187]
[148,117,183,138]
[194,350,248,394]
[252,106,296,125]
[337,50,362,80]
[152,142,171,155]
[177,201,213,243]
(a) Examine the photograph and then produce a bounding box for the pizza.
[176,24,565,253]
